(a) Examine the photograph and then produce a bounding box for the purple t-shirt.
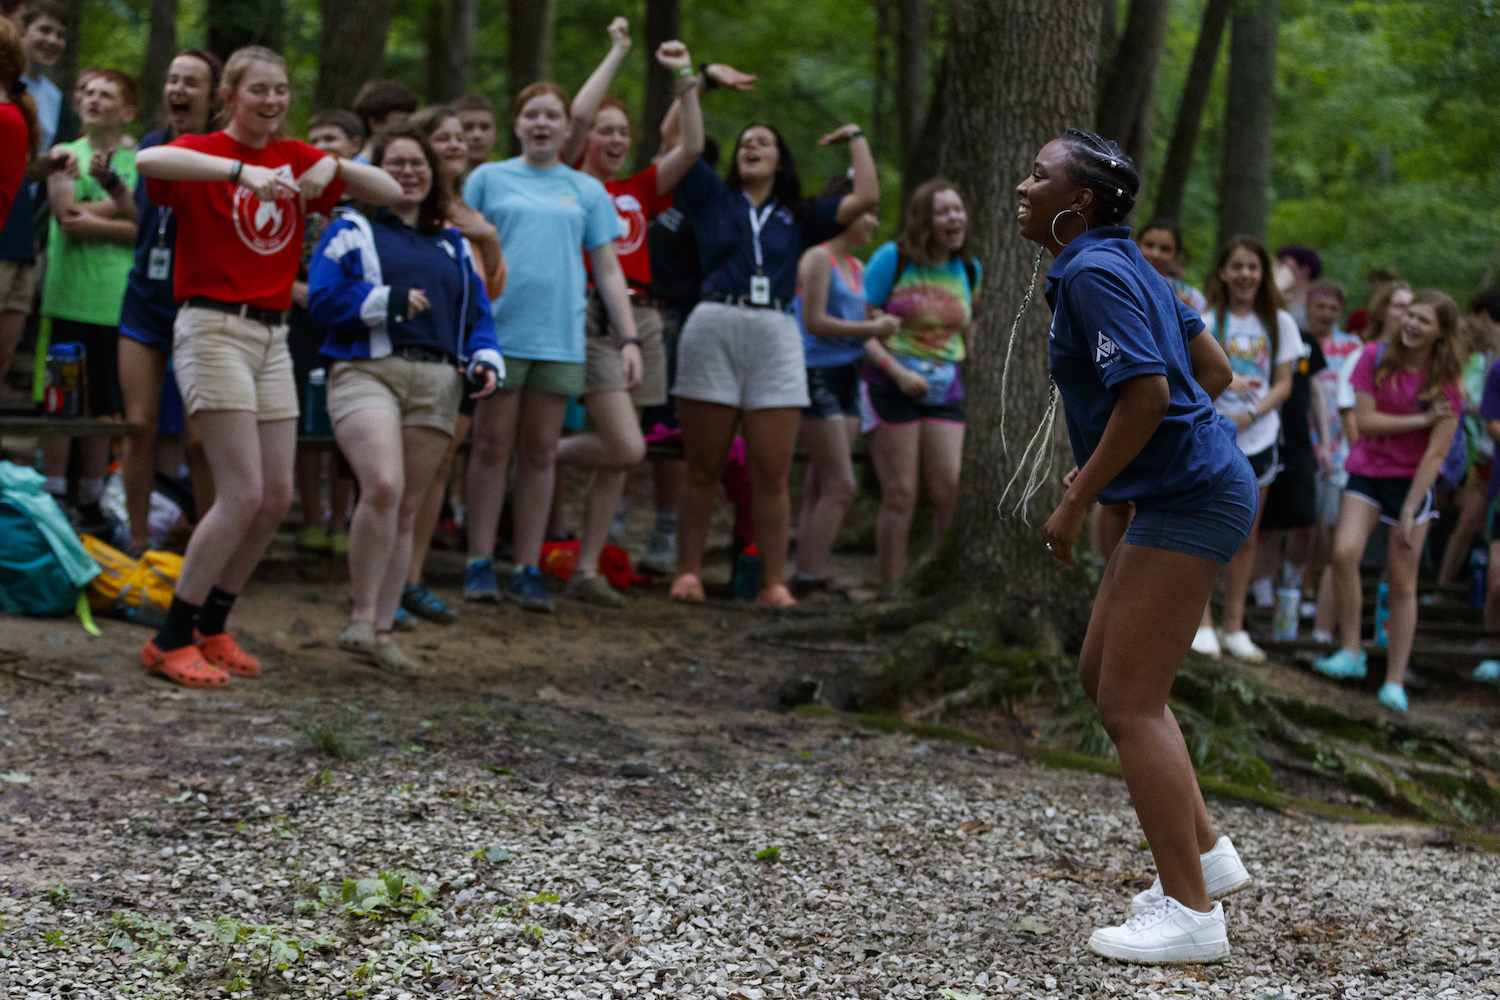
[1481,357,1500,499]
[1345,342,1464,480]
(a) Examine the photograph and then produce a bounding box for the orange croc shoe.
[143,642,229,688]
[196,631,262,678]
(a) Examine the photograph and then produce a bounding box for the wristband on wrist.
[675,65,694,78]
[228,160,243,184]
[877,355,893,372]
[698,62,720,90]
[619,337,643,349]
[846,128,865,140]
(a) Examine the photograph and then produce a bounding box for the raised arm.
[562,16,632,166]
[660,62,756,152]
[820,124,878,224]
[651,42,705,194]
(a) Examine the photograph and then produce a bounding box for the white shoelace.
[1121,898,1174,933]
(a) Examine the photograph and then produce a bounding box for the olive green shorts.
[500,356,586,396]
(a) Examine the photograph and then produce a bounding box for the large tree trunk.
[424,0,477,103]
[1152,0,1230,224]
[872,0,892,162]
[904,50,946,194]
[51,0,83,96]
[1094,0,1171,199]
[313,0,392,112]
[424,0,451,104]
[509,0,556,154]
[895,0,928,201]
[138,0,177,131]
[635,0,680,169]
[1217,0,1279,245]
[927,0,1103,643]
[206,0,283,63]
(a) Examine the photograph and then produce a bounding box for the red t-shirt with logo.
[586,165,672,289]
[146,132,346,310]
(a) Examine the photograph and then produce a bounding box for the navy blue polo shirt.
[1046,226,1242,511]
[672,158,844,303]
[119,129,180,349]
[369,209,465,354]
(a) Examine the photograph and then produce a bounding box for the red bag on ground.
[540,540,652,589]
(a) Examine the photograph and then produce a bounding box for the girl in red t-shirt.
[0,18,42,389]
[552,21,706,606]
[133,45,402,688]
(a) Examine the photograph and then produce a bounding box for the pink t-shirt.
[1345,342,1463,480]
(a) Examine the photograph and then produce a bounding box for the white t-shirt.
[1336,348,1361,411]
[1201,307,1303,456]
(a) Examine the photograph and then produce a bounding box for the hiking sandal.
[196,631,262,678]
[142,641,230,688]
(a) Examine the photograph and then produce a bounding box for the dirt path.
[2,563,1499,998]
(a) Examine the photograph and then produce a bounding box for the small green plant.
[41,884,74,904]
[309,768,334,785]
[298,717,367,759]
[521,921,545,941]
[526,891,560,904]
[755,846,783,863]
[484,765,518,776]
[106,910,176,950]
[337,871,442,926]
[190,917,333,977]
[474,844,510,863]
[42,928,65,946]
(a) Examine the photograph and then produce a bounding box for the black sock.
[196,587,238,637]
[154,597,201,652]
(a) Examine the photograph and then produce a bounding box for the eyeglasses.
[383,159,430,171]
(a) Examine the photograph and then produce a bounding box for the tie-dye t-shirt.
[863,242,981,363]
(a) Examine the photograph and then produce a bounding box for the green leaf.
[483,844,510,863]
[1012,915,1052,935]
[754,846,783,862]
[1,771,31,784]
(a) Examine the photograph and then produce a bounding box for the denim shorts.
[803,362,860,420]
[1124,456,1259,564]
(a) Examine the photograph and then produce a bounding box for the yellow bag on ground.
[80,535,181,625]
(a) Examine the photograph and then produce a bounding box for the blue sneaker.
[393,606,416,631]
[507,565,555,613]
[403,583,457,623]
[464,558,501,603]
[1474,660,1500,684]
[1378,682,1408,713]
[1312,648,1368,679]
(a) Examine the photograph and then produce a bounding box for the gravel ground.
[3,699,1498,1000]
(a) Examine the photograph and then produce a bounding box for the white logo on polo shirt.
[1095,331,1118,365]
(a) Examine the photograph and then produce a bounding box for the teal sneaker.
[1378,682,1408,713]
[1312,648,1368,679]
[393,606,416,631]
[464,558,501,603]
[507,565,555,613]
[1474,660,1500,684]
[403,583,457,623]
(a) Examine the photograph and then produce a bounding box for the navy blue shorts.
[158,363,185,436]
[1345,472,1437,527]
[119,318,174,355]
[1124,455,1259,564]
[804,362,860,420]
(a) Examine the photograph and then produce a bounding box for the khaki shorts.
[327,356,461,436]
[674,301,809,411]
[585,300,668,407]
[0,259,37,315]
[501,356,586,396]
[172,306,299,421]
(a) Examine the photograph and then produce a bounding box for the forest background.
[59,0,1500,312]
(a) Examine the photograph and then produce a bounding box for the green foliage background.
[74,0,1500,301]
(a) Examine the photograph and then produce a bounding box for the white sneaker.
[1191,625,1221,658]
[1129,835,1253,916]
[1089,898,1229,965]
[1219,629,1266,663]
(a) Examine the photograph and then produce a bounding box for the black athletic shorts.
[51,318,122,417]
[803,362,860,420]
[1261,446,1318,531]
[1345,472,1438,527]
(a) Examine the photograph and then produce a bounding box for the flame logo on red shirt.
[231,165,298,256]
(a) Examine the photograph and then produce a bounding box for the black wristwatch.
[619,337,643,349]
[698,62,720,90]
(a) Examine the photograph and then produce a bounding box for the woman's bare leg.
[794,415,859,579]
[674,398,741,581]
[1328,496,1383,652]
[869,422,921,587]
[1218,485,1270,633]
[559,390,645,576]
[1383,520,1431,687]
[509,390,570,569]
[337,407,406,623]
[740,406,802,602]
[466,390,523,561]
[117,338,169,551]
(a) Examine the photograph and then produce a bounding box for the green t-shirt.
[41,136,137,325]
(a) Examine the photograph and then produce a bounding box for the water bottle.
[1472,548,1490,610]
[732,543,761,601]
[1274,587,1300,642]
[304,368,332,437]
[1373,579,1390,647]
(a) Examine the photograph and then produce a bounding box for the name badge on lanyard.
[746,196,776,306]
[146,207,173,281]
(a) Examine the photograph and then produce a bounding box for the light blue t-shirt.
[22,75,62,152]
[463,158,621,363]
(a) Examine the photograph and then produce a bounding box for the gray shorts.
[672,301,809,411]
[1315,467,1348,525]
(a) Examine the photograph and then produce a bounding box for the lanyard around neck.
[745,193,777,276]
